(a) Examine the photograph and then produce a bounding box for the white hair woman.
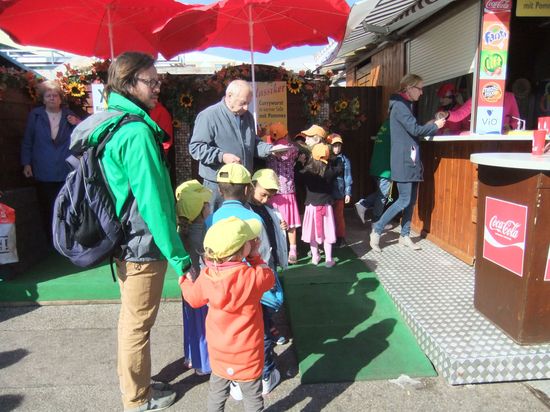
[20,80,81,243]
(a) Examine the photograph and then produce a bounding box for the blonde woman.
[370,74,445,252]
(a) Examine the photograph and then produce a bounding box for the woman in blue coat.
[21,80,81,243]
[370,74,445,252]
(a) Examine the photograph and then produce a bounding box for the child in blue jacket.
[328,133,352,247]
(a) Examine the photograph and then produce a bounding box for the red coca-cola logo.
[489,215,521,240]
[484,0,512,13]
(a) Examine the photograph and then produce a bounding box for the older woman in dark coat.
[21,80,80,242]
[370,74,445,252]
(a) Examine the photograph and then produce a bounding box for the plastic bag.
[0,203,18,264]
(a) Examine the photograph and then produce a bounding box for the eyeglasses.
[136,77,162,89]
[411,86,423,92]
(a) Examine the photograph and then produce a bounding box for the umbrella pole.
[107,5,115,60]
[248,4,258,132]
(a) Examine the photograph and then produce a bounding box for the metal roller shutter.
[407,2,480,86]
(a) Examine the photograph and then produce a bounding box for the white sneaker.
[369,230,381,252]
[262,369,281,395]
[229,381,243,401]
[399,236,421,250]
[354,202,367,224]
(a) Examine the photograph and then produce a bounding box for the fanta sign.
[484,24,509,48]
[484,0,512,13]
[483,197,528,277]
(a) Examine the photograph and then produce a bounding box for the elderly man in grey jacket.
[190,79,273,210]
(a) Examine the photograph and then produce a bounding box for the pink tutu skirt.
[301,204,336,245]
[270,193,301,228]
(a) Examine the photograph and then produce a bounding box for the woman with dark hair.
[370,74,445,252]
[21,80,81,242]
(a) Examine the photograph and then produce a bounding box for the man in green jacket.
[71,52,190,412]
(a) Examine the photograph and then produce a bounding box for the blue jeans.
[360,177,392,220]
[262,305,275,380]
[373,182,418,237]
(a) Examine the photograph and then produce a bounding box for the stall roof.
[327,0,457,63]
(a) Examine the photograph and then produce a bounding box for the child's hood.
[202,264,260,312]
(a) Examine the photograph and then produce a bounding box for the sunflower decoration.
[331,97,364,131]
[179,93,193,108]
[287,76,303,94]
[67,81,86,97]
[334,98,349,112]
[308,100,320,116]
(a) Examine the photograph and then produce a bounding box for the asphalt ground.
[2,210,550,411]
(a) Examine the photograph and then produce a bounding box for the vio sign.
[475,106,503,134]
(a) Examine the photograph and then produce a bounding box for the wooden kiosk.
[470,152,550,344]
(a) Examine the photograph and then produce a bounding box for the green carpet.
[281,247,436,383]
[0,252,181,303]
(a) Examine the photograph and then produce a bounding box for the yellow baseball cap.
[175,180,212,222]
[312,143,330,164]
[269,122,288,141]
[327,133,343,144]
[252,168,280,191]
[216,163,252,184]
[203,216,262,260]
[301,124,327,139]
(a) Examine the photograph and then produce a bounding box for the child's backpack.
[52,114,144,280]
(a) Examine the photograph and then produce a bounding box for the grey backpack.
[52,114,144,279]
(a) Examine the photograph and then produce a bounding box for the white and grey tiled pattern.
[347,218,550,385]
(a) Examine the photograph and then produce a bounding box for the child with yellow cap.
[175,179,213,376]
[265,123,302,264]
[179,217,274,411]
[327,133,353,247]
[249,169,289,371]
[206,163,283,398]
[295,142,343,267]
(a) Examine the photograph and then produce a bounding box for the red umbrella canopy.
[0,0,199,59]
[157,0,350,59]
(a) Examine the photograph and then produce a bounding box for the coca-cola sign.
[483,197,528,277]
[484,0,512,13]
[489,216,520,240]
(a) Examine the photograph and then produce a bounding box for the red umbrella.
[0,0,201,59]
[158,0,350,58]
[156,0,350,122]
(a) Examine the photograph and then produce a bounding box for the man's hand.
[345,195,351,204]
[222,153,241,164]
[280,219,288,231]
[180,266,197,284]
[435,118,446,129]
[23,165,33,178]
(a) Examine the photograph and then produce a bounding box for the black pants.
[36,181,63,243]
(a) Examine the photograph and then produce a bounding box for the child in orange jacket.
[179,216,275,412]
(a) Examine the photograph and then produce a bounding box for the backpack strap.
[96,113,145,156]
[94,114,147,280]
